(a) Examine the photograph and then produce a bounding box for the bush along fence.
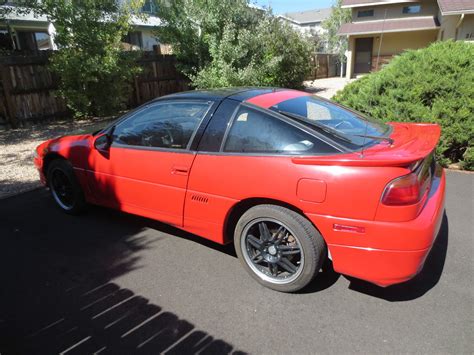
[0,51,189,128]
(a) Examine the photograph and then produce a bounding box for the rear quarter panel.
[184,153,407,243]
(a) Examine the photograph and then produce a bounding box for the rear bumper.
[307,166,446,287]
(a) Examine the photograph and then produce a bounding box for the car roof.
[154,87,287,102]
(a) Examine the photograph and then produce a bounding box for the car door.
[184,102,341,243]
[87,99,214,227]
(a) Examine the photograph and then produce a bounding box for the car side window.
[113,101,212,149]
[223,106,339,154]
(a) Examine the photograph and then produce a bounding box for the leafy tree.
[321,0,351,76]
[155,0,312,89]
[22,0,145,117]
[333,41,474,170]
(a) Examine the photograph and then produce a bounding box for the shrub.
[156,0,312,89]
[191,17,312,89]
[333,41,474,170]
[26,0,143,117]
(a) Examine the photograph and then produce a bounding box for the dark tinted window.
[0,29,14,50]
[357,9,374,17]
[198,99,240,152]
[402,5,421,13]
[224,106,338,154]
[17,31,51,51]
[113,101,211,149]
[271,96,390,147]
[123,31,143,48]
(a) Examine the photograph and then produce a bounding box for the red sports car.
[34,88,446,292]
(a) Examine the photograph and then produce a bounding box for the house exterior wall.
[0,5,161,51]
[140,28,159,51]
[438,12,473,41]
[438,12,459,39]
[345,36,356,78]
[372,29,439,55]
[351,0,438,22]
[458,14,474,41]
[299,23,325,35]
[0,20,55,50]
[282,20,325,37]
[344,0,441,79]
[345,30,437,78]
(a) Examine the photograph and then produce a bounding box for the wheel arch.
[42,152,67,183]
[223,197,323,244]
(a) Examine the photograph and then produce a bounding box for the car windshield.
[63,119,116,137]
[270,96,391,148]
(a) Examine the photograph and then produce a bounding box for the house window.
[16,31,51,51]
[0,29,14,50]
[357,9,374,17]
[123,31,143,49]
[402,5,421,14]
[141,0,157,14]
[35,32,51,50]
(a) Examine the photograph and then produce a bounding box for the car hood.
[37,134,92,156]
[292,122,441,167]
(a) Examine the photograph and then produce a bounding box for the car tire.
[47,159,86,215]
[234,204,326,292]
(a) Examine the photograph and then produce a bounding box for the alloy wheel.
[241,218,304,284]
[50,168,75,210]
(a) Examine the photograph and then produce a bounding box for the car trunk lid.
[292,122,441,168]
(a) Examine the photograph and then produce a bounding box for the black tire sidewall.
[47,159,86,215]
[234,204,326,292]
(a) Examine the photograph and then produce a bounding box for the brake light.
[381,173,421,206]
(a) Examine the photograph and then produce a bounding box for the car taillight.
[381,173,421,206]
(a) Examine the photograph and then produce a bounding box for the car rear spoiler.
[292,123,441,168]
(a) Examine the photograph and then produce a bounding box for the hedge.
[333,41,474,170]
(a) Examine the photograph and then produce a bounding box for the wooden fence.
[308,53,341,80]
[132,53,189,107]
[0,52,189,128]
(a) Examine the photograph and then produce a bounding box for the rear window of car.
[270,96,391,149]
[223,106,340,154]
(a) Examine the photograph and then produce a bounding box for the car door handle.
[171,166,189,176]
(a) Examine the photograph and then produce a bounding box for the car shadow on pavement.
[346,212,449,302]
[0,276,246,355]
[135,215,238,259]
[297,259,341,294]
[0,189,245,355]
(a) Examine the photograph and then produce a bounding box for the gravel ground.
[0,117,114,199]
[304,77,356,99]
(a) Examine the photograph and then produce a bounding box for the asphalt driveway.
[0,170,472,354]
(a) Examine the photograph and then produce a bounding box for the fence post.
[134,77,140,106]
[0,64,19,128]
[326,54,330,78]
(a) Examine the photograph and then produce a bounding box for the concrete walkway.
[304,77,356,99]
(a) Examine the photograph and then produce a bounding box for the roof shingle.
[437,0,474,14]
[282,8,332,24]
[341,0,418,7]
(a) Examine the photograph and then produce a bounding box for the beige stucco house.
[0,0,161,52]
[278,8,332,50]
[338,0,474,79]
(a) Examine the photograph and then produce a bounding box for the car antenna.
[360,8,387,158]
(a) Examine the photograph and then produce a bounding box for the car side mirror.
[94,134,111,152]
